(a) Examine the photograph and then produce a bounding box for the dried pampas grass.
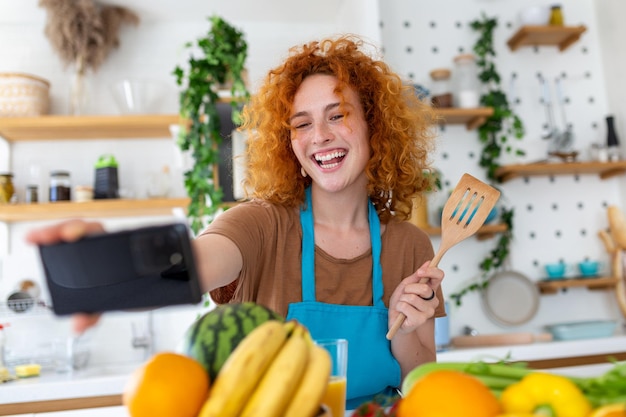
[39,0,139,74]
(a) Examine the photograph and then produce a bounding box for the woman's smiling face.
[289,74,370,193]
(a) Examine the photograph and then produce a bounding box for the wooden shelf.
[423,223,508,239]
[0,108,494,142]
[434,107,494,130]
[0,198,191,222]
[0,114,182,141]
[507,25,587,52]
[495,160,626,183]
[537,276,618,294]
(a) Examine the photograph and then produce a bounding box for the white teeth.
[314,151,345,162]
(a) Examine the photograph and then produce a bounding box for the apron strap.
[300,187,385,307]
[301,187,316,301]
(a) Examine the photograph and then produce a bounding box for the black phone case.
[39,223,203,315]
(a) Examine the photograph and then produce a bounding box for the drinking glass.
[316,338,348,417]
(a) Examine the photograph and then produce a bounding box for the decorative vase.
[410,195,430,228]
[70,57,88,115]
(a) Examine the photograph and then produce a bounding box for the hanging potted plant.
[173,15,250,235]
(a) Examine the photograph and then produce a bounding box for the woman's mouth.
[313,150,346,169]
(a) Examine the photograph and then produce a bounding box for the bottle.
[429,68,453,108]
[453,54,480,108]
[606,115,621,162]
[49,171,71,202]
[549,5,564,26]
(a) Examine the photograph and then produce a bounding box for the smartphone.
[38,223,203,315]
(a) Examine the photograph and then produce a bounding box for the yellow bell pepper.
[500,372,591,417]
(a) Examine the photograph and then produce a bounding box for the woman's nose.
[312,122,334,144]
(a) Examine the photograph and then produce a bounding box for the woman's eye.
[293,121,310,129]
[330,113,345,121]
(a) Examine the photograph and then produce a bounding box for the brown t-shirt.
[201,199,446,318]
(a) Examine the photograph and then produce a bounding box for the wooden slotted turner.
[386,173,501,340]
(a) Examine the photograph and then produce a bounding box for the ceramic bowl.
[518,6,550,26]
[578,260,600,277]
[544,263,566,280]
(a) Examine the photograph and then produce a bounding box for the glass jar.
[0,173,15,204]
[453,54,480,108]
[25,185,38,203]
[429,68,453,108]
[49,170,71,202]
[549,4,564,26]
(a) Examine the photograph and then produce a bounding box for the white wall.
[0,0,624,368]
[378,0,625,338]
[0,0,381,367]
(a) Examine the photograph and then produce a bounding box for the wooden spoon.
[386,173,501,340]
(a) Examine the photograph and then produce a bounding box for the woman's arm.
[387,260,443,380]
[192,233,243,293]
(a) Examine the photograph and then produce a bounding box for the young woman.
[27,35,445,408]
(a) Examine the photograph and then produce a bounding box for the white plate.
[481,270,539,326]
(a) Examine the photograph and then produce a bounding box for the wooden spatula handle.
[385,258,440,340]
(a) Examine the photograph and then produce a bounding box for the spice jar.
[453,54,480,108]
[49,170,71,202]
[429,68,453,108]
[0,173,14,204]
[25,185,38,203]
[549,4,564,26]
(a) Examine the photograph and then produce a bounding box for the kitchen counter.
[1,336,625,415]
[0,363,137,415]
[438,334,626,375]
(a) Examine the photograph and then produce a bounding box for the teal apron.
[286,187,401,409]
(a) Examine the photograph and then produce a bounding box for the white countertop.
[438,334,626,363]
[1,362,138,405]
[1,336,625,407]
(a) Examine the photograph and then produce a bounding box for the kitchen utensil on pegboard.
[386,173,501,339]
[554,76,575,153]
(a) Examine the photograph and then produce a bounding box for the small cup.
[578,260,601,277]
[316,339,348,417]
[544,263,566,280]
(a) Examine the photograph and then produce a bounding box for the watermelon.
[178,302,284,381]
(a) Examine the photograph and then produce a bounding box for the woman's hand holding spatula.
[386,173,501,340]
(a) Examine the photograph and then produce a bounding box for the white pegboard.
[380,0,624,336]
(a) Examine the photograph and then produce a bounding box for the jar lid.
[0,172,13,177]
[50,170,70,176]
[453,53,476,63]
[429,68,451,80]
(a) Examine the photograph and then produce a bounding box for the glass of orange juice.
[316,338,348,417]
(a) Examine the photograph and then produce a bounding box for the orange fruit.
[398,369,502,417]
[589,403,626,417]
[123,352,210,417]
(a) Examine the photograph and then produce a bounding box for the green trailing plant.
[449,14,525,306]
[173,15,250,234]
[471,13,525,182]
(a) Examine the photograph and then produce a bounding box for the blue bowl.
[578,261,600,277]
[545,263,566,280]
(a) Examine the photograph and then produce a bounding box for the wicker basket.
[0,72,50,117]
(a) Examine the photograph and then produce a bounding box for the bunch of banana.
[198,320,332,417]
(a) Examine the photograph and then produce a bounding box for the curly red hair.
[239,35,437,223]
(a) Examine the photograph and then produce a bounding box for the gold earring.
[301,167,307,177]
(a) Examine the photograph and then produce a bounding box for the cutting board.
[451,332,553,348]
